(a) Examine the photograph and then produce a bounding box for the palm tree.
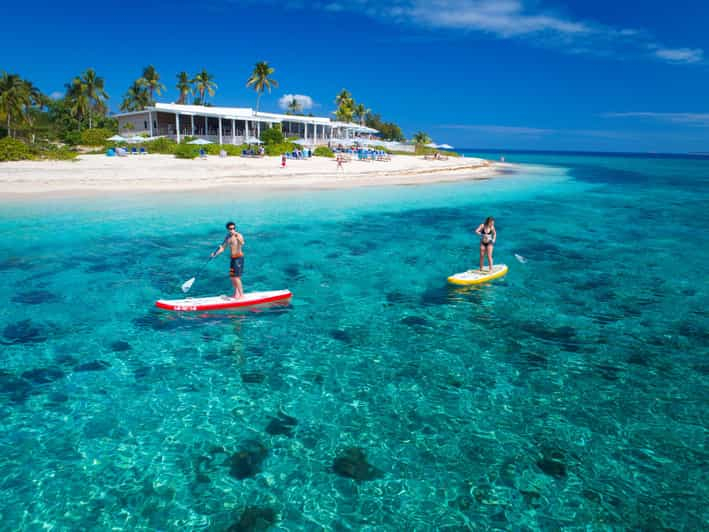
[413,131,432,145]
[81,68,109,129]
[120,80,149,112]
[335,89,353,108]
[192,69,217,105]
[246,61,278,114]
[176,71,192,104]
[334,89,354,123]
[286,97,301,115]
[19,79,44,138]
[65,76,90,130]
[0,72,26,137]
[140,65,165,105]
[354,103,370,126]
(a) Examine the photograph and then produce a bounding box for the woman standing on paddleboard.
[475,217,496,272]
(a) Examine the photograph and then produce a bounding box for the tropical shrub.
[0,137,32,161]
[80,128,113,146]
[314,146,334,158]
[145,137,177,154]
[264,141,297,156]
[260,125,284,145]
[41,145,79,160]
[61,130,82,146]
[174,144,200,159]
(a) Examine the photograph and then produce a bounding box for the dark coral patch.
[2,319,47,344]
[228,440,268,479]
[330,329,352,343]
[241,372,266,384]
[536,448,568,479]
[74,360,111,372]
[400,316,429,327]
[21,367,65,384]
[333,447,383,481]
[0,371,33,403]
[12,290,60,305]
[110,340,132,352]
[228,506,278,532]
[265,412,298,437]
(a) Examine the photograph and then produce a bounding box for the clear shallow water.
[0,155,707,530]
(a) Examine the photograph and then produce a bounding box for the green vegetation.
[286,97,301,114]
[1,72,44,138]
[176,72,192,104]
[413,131,432,145]
[314,146,334,157]
[192,69,217,105]
[264,141,297,156]
[260,125,284,145]
[174,144,200,159]
[65,69,109,130]
[141,65,165,105]
[144,137,177,154]
[0,137,31,161]
[80,127,113,146]
[334,89,354,123]
[246,62,278,113]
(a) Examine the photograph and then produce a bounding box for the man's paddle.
[181,247,220,293]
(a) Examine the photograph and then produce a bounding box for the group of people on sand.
[209,216,496,299]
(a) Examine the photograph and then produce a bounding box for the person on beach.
[211,221,245,299]
[475,216,496,272]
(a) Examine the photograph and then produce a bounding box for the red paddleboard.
[155,290,292,311]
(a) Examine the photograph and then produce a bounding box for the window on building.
[144,121,148,129]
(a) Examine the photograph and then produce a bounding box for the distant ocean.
[0,151,707,529]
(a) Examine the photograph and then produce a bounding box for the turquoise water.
[1,154,707,530]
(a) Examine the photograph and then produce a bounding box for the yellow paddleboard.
[447,264,508,285]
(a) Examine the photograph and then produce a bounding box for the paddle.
[181,247,220,293]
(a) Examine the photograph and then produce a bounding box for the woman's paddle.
[181,247,220,293]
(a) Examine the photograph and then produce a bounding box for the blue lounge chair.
[139,147,147,155]
[199,149,207,159]
[106,148,115,157]
[131,147,137,155]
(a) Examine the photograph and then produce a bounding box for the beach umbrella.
[187,138,213,145]
[425,143,439,149]
[438,143,454,150]
[127,135,149,143]
[293,139,310,146]
[107,134,127,142]
[245,136,263,144]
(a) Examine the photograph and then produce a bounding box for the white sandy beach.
[0,154,508,197]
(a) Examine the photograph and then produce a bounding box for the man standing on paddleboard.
[212,222,245,299]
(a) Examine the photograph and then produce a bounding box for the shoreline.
[0,154,514,199]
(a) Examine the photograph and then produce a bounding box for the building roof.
[114,102,376,132]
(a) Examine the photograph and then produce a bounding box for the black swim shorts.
[229,256,244,278]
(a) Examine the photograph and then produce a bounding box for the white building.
[115,102,377,145]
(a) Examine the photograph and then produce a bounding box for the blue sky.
[3,0,709,152]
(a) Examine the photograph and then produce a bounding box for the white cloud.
[49,91,63,100]
[603,112,709,127]
[653,47,704,64]
[278,93,314,111]
[313,0,703,65]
